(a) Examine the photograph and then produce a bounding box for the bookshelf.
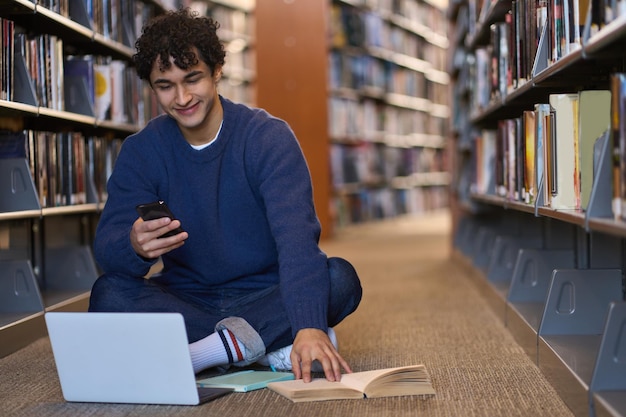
[1,0,449,356]
[325,0,451,227]
[0,0,260,359]
[0,0,168,358]
[256,0,450,236]
[449,0,626,416]
[0,0,259,359]
[183,0,256,106]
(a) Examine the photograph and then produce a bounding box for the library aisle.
[0,211,572,417]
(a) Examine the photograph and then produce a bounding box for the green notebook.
[196,370,295,392]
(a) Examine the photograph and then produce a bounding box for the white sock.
[188,329,247,373]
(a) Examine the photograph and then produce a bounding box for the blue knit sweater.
[93,96,330,335]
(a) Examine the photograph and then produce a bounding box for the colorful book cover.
[578,90,610,210]
[523,110,536,204]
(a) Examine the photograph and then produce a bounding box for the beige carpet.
[0,211,573,417]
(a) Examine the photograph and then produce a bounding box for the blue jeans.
[88,257,362,353]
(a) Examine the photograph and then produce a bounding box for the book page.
[267,378,363,402]
[341,365,435,398]
[340,368,396,392]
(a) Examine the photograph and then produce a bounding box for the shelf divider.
[0,158,41,213]
[538,269,623,417]
[0,260,46,358]
[590,301,626,417]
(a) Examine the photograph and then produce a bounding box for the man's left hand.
[290,328,352,383]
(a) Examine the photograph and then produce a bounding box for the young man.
[88,8,362,383]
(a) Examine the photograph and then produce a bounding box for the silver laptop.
[45,312,233,405]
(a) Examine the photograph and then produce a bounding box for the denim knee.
[328,257,362,326]
[88,273,141,312]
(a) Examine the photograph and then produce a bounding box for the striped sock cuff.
[219,329,245,363]
[218,329,234,363]
[227,329,244,362]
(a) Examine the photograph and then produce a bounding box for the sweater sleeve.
[245,116,330,336]
[93,131,162,277]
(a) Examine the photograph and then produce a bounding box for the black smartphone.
[135,201,184,238]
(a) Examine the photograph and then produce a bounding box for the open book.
[267,364,435,402]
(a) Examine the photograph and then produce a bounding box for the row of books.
[424,46,449,81]
[487,0,555,96]
[469,0,626,109]
[0,15,159,124]
[330,3,368,49]
[220,46,256,90]
[24,0,159,49]
[331,1,448,52]
[428,80,449,108]
[611,74,626,221]
[3,19,161,124]
[331,142,446,190]
[328,51,447,107]
[64,54,159,125]
[589,0,626,33]
[472,84,624,217]
[182,0,256,106]
[359,8,434,61]
[392,66,430,98]
[329,0,450,226]
[464,0,484,42]
[218,80,256,107]
[332,185,449,225]
[330,2,447,68]
[210,3,255,38]
[38,0,69,16]
[469,47,497,114]
[1,18,14,101]
[328,96,446,141]
[0,130,122,209]
[17,31,65,111]
[392,0,448,34]
[368,0,446,28]
[74,0,158,48]
[182,0,254,38]
[470,0,564,109]
[511,0,544,85]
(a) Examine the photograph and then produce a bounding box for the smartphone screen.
[135,201,184,238]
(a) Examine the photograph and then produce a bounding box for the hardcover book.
[548,93,580,209]
[523,110,536,204]
[534,103,551,205]
[578,90,610,210]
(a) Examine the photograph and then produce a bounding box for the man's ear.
[214,66,223,83]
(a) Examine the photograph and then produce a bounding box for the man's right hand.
[130,217,188,259]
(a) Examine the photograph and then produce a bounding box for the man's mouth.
[176,102,199,116]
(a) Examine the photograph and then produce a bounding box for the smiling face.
[149,53,223,146]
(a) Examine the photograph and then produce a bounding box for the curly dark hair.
[133,8,226,81]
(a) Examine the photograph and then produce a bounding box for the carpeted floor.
[0,211,573,417]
